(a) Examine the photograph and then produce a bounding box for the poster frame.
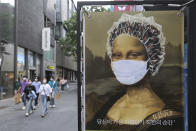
[76,1,195,131]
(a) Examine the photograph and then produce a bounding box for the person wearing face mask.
[86,14,184,130]
[48,76,58,108]
[24,79,36,117]
[38,78,52,118]
[32,76,41,109]
[19,76,29,110]
[14,78,20,94]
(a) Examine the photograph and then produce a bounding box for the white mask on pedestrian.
[111,59,149,85]
[43,80,47,84]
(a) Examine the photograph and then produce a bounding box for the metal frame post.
[187,1,196,131]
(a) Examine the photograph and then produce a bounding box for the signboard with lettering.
[42,27,51,51]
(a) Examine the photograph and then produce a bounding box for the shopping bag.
[56,92,61,100]
[66,84,69,89]
[14,93,22,104]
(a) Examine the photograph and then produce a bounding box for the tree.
[58,13,77,58]
[58,6,110,59]
[83,6,110,12]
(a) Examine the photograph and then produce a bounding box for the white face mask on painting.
[111,60,149,85]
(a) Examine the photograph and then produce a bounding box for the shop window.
[17,46,25,72]
[44,47,54,62]
[28,51,34,68]
[36,55,41,77]
[0,43,14,99]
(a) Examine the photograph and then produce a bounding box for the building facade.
[56,0,77,81]
[43,0,57,82]
[0,0,57,99]
[0,1,15,99]
[16,0,44,81]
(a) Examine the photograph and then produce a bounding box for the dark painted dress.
[86,91,184,131]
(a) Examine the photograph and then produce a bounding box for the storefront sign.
[47,66,55,70]
[42,27,51,51]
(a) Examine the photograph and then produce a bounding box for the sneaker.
[49,105,52,108]
[33,106,36,110]
[40,115,45,118]
[29,110,33,114]
[52,105,56,108]
[22,106,26,110]
[25,113,29,117]
[45,111,48,115]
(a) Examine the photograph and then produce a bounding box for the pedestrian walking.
[32,76,41,109]
[14,77,20,94]
[64,78,69,89]
[60,77,67,92]
[48,76,58,108]
[38,78,52,118]
[24,79,36,117]
[20,76,29,110]
[56,78,61,91]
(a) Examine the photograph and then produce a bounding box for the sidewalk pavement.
[0,96,14,110]
[0,82,78,131]
[0,82,77,110]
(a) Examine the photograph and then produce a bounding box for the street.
[0,83,78,131]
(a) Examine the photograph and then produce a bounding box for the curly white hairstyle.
[106,13,166,76]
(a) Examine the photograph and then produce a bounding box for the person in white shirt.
[60,77,68,92]
[38,78,52,118]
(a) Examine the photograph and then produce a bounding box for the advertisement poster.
[84,11,184,131]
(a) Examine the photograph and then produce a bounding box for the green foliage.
[58,13,77,58]
[58,6,110,58]
[83,6,110,12]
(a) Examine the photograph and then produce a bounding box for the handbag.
[14,93,22,104]
[56,92,60,100]
[47,96,50,101]
[66,83,69,89]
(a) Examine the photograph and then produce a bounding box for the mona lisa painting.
[84,11,184,131]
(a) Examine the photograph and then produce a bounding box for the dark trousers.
[34,93,39,106]
[22,94,27,106]
[61,85,64,91]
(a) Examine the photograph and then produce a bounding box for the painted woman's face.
[112,34,148,61]
[111,34,149,85]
